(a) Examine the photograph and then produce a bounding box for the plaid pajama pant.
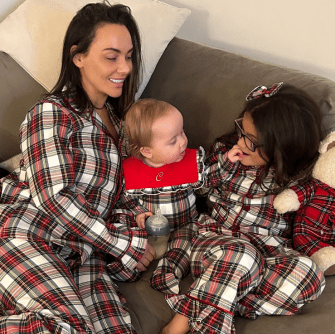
[150,222,199,294]
[166,217,326,334]
[71,249,137,334]
[0,238,136,334]
[112,211,200,294]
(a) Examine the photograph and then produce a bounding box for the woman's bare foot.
[162,314,190,334]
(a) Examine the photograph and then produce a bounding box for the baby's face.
[145,107,188,167]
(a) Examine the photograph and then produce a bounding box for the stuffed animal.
[273,131,335,276]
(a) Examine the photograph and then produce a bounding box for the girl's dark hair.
[219,84,323,192]
[49,2,142,118]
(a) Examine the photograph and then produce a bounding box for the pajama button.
[244,205,250,211]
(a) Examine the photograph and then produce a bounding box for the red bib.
[123,148,199,190]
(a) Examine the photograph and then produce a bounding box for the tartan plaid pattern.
[199,142,292,238]
[149,222,199,294]
[115,186,199,230]
[115,147,205,230]
[71,249,137,334]
[166,142,326,334]
[290,178,335,256]
[245,82,283,101]
[0,238,95,333]
[114,148,205,293]
[0,96,146,333]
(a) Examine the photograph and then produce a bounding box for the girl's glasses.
[234,118,263,152]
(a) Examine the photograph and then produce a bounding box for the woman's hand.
[227,145,244,163]
[136,243,156,272]
[135,211,153,229]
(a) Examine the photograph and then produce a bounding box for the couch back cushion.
[141,38,335,151]
[1,37,335,161]
[0,52,47,161]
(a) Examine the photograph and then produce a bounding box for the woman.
[0,3,154,333]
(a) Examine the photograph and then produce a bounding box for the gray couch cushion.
[141,38,335,151]
[118,261,335,334]
[0,52,47,161]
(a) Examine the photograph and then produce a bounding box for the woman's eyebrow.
[103,47,133,53]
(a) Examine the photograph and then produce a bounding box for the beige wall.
[1,0,335,82]
[0,0,25,21]
[162,0,335,82]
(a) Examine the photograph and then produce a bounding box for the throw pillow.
[0,0,190,99]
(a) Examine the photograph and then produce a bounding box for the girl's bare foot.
[162,314,190,334]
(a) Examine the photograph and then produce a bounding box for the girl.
[163,83,326,334]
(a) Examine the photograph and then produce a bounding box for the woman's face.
[73,23,133,107]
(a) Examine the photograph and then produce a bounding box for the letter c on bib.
[156,172,164,181]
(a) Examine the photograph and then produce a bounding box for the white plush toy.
[273,131,335,276]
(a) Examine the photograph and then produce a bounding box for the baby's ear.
[140,147,152,159]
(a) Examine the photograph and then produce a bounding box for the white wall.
[1,0,335,82]
[162,0,335,82]
[0,0,24,21]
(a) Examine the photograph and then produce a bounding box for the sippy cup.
[145,209,170,260]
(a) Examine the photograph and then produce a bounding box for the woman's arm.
[20,100,146,269]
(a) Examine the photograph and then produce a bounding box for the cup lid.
[145,213,170,236]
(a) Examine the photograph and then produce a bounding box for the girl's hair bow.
[246,82,283,101]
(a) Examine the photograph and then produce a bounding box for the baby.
[117,98,206,294]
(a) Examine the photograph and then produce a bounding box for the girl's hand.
[136,243,156,271]
[228,145,244,163]
[136,212,153,229]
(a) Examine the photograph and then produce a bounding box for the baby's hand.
[136,243,156,272]
[228,145,244,163]
[136,212,153,229]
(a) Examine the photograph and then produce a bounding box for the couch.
[1,36,335,334]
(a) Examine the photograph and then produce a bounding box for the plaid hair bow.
[246,82,283,101]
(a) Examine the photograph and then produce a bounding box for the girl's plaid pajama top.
[166,141,326,334]
[0,95,146,334]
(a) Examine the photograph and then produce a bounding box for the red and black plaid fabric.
[289,178,335,256]
[198,142,292,238]
[0,95,146,333]
[166,142,326,334]
[113,147,206,294]
[115,147,205,231]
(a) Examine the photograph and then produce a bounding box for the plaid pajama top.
[200,142,291,239]
[114,147,206,231]
[0,95,147,271]
[165,141,326,334]
[290,178,335,256]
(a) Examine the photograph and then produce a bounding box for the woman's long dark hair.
[49,2,142,119]
[218,84,323,192]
